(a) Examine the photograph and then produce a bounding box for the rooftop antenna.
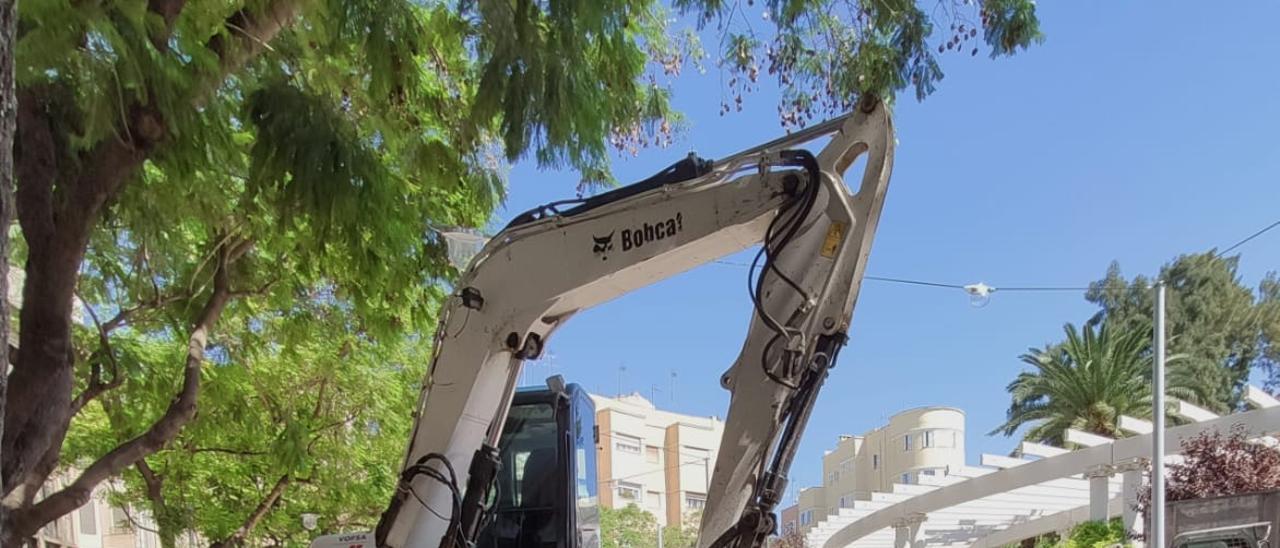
[650,384,662,403]
[617,364,627,397]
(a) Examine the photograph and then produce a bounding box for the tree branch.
[101,292,191,333]
[188,447,267,457]
[69,290,124,416]
[5,241,238,538]
[230,276,275,300]
[209,474,291,548]
[146,0,188,51]
[135,459,165,513]
[203,0,304,104]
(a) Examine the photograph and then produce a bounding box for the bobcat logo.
[592,231,615,260]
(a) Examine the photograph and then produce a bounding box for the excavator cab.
[475,377,600,548]
[308,376,598,548]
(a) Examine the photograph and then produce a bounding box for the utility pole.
[1153,281,1167,548]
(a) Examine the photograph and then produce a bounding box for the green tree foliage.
[6,0,1044,543]
[991,320,1210,445]
[1009,519,1130,548]
[1086,253,1280,409]
[1062,518,1129,548]
[602,504,659,548]
[6,0,679,541]
[675,0,1043,127]
[599,506,701,548]
[661,509,702,548]
[63,302,431,545]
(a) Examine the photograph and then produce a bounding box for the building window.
[840,458,853,473]
[78,502,97,535]
[647,490,662,507]
[110,505,131,534]
[800,510,814,526]
[616,481,642,503]
[903,434,912,451]
[872,454,879,469]
[614,434,642,455]
[918,429,956,449]
[839,495,853,508]
[900,473,911,485]
[686,492,707,510]
[682,445,710,461]
[646,445,661,463]
[827,471,838,485]
[920,468,937,476]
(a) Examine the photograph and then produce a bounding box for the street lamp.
[963,282,993,308]
[301,513,319,532]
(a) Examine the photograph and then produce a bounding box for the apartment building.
[783,406,966,534]
[593,392,724,526]
[27,479,167,548]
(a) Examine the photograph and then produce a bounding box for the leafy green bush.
[1008,519,1129,548]
[1065,518,1129,548]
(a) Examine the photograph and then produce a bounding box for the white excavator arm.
[375,97,894,548]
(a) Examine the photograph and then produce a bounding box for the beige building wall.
[594,393,723,527]
[821,435,862,510]
[796,487,827,534]
[796,407,966,530]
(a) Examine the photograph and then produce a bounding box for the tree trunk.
[210,474,291,548]
[0,242,239,543]
[0,0,16,542]
[3,87,151,500]
[0,0,301,533]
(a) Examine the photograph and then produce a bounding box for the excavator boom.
[373,98,895,548]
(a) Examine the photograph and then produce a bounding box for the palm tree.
[990,319,1210,445]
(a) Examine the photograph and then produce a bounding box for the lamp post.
[1152,281,1167,548]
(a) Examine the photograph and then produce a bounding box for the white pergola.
[805,386,1280,548]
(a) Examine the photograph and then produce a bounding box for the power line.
[710,213,1280,297]
[713,260,1090,293]
[1218,218,1280,257]
[601,456,712,484]
[711,209,1280,295]
[864,275,963,289]
[996,286,1090,292]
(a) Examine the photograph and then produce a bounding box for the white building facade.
[783,407,966,536]
[27,476,166,548]
[593,393,724,526]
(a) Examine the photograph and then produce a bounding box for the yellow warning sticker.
[821,222,847,258]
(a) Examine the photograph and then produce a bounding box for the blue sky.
[492,3,1280,502]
